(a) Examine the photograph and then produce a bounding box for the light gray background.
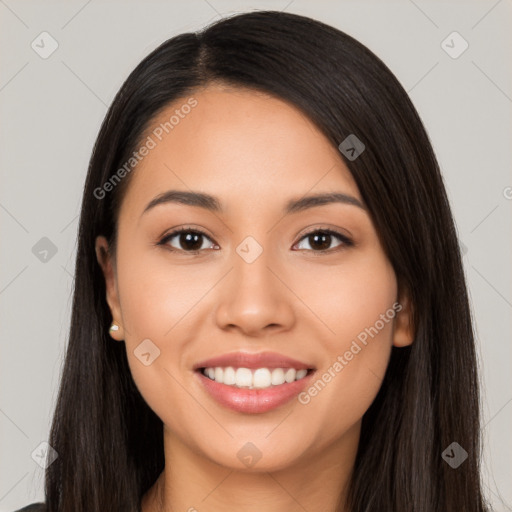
[1,1,511,510]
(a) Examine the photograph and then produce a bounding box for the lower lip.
[195,369,315,414]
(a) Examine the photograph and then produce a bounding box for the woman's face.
[96,85,412,472]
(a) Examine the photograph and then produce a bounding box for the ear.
[95,235,124,341]
[392,289,414,348]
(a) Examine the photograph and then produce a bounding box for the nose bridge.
[214,233,294,334]
[232,233,278,303]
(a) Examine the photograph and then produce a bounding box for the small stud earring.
[109,323,119,333]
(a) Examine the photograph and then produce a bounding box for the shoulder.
[13,503,46,512]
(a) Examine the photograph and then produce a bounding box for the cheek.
[292,248,397,350]
[113,246,218,426]
[115,241,212,340]
[296,252,397,429]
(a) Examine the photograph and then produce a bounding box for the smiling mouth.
[196,366,315,390]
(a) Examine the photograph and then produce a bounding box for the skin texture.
[95,85,414,512]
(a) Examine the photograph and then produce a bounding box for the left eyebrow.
[140,189,366,218]
[284,192,366,213]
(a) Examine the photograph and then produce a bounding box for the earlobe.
[95,236,124,340]
[392,292,415,348]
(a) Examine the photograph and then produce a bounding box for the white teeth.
[201,366,310,389]
[223,366,236,385]
[271,368,285,385]
[235,368,252,387]
[296,369,307,380]
[253,368,272,388]
[284,368,296,383]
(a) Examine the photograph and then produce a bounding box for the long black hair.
[44,10,489,511]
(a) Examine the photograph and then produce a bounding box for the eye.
[293,228,353,253]
[158,227,218,253]
[157,226,353,254]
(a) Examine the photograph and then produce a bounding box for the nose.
[214,243,296,337]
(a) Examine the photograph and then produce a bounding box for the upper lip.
[193,351,316,371]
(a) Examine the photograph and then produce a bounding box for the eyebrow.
[141,190,366,217]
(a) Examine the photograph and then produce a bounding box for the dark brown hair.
[44,10,489,511]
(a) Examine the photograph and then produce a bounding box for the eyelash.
[157,226,354,255]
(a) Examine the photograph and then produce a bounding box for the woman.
[17,9,489,512]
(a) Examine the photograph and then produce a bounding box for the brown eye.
[294,229,353,252]
[159,228,216,253]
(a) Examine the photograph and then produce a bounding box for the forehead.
[119,85,360,219]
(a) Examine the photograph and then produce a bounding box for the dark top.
[14,504,46,511]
